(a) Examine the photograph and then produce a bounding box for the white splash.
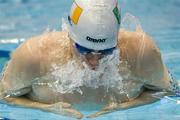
[45,49,125,94]
[121,13,142,31]
[61,17,70,32]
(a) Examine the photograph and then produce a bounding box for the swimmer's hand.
[3,97,83,119]
[46,101,83,119]
[87,90,173,118]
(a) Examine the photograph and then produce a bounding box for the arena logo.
[86,36,106,43]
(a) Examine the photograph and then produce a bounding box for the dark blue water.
[0,0,180,120]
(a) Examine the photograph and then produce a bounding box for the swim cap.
[68,0,121,50]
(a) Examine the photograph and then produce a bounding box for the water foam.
[43,49,126,95]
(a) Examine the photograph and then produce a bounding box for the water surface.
[0,0,180,120]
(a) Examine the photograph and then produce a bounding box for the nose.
[84,53,103,70]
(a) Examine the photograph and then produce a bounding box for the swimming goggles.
[75,43,116,55]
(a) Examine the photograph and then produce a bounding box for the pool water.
[0,0,180,120]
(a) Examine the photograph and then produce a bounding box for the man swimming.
[0,0,179,119]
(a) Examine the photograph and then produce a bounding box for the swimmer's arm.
[88,90,172,118]
[118,30,173,91]
[0,36,41,98]
[129,30,175,92]
[142,45,173,91]
[2,96,83,119]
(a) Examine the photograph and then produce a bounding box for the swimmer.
[0,0,179,119]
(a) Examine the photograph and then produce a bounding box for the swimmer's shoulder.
[24,31,70,49]
[35,31,73,65]
[11,31,68,54]
[12,31,71,60]
[118,29,164,82]
[9,31,72,75]
[1,31,72,93]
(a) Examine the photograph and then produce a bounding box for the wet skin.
[0,29,175,118]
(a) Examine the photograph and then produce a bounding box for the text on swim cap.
[86,36,106,43]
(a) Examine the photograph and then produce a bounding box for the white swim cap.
[68,0,121,50]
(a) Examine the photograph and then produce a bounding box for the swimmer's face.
[71,39,116,70]
[74,47,104,69]
[81,53,104,70]
[70,38,116,69]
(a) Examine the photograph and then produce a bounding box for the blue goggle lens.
[75,43,116,55]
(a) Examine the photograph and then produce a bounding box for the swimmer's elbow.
[144,66,173,92]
